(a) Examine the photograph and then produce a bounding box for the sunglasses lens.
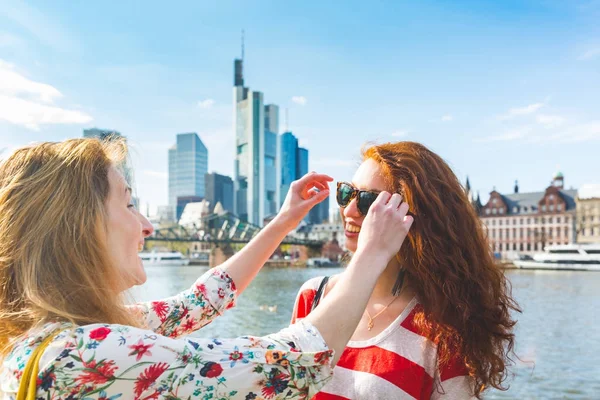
[337,183,354,207]
[358,191,379,215]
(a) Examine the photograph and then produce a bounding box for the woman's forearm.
[303,250,389,364]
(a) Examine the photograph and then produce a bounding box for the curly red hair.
[363,141,520,397]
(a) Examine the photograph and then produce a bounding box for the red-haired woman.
[292,141,520,399]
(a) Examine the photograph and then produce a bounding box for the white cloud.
[536,114,566,128]
[0,60,62,103]
[391,130,409,137]
[499,102,544,120]
[0,60,92,130]
[197,99,215,109]
[0,95,92,130]
[560,121,600,142]
[291,96,307,106]
[143,170,168,179]
[579,47,600,60]
[474,126,533,143]
[475,120,600,144]
[441,114,453,122]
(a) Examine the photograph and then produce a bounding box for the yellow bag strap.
[16,330,62,400]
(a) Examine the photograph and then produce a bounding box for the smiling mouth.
[346,224,361,234]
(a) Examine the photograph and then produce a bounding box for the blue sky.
[1,0,599,211]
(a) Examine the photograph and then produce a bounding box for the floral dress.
[0,268,333,399]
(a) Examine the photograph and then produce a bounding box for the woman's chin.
[135,260,147,285]
[345,239,357,253]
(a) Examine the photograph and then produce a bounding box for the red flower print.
[151,301,169,322]
[314,351,331,365]
[75,360,118,385]
[182,318,196,332]
[230,350,243,362]
[128,338,154,361]
[89,327,111,341]
[195,283,207,296]
[217,287,225,298]
[134,362,169,398]
[199,361,223,378]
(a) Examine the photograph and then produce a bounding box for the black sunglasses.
[336,182,380,216]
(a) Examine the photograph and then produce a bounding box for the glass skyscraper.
[280,132,299,204]
[168,133,208,220]
[296,147,309,178]
[233,57,280,225]
[205,172,234,214]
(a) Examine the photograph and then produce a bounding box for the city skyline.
[1,1,598,212]
[168,133,208,220]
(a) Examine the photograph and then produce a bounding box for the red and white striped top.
[292,276,475,400]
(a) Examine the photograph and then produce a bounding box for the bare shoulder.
[322,273,343,297]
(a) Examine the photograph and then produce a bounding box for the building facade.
[309,195,330,224]
[576,184,600,244]
[479,173,577,258]
[233,57,280,225]
[280,132,299,204]
[296,147,309,179]
[168,133,208,220]
[205,172,234,214]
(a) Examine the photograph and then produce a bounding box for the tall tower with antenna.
[232,30,280,225]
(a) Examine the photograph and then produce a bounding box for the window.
[564,227,568,238]
[520,228,523,238]
[557,217,561,223]
[549,204,554,211]
[549,217,553,224]
[549,228,553,238]
[499,220,503,226]
[557,204,563,211]
[524,206,528,212]
[549,249,579,254]
[492,209,497,215]
[499,208,505,214]
[513,219,517,225]
[527,218,531,224]
[527,243,531,251]
[542,205,547,212]
[520,243,524,251]
[485,209,490,215]
[492,220,496,226]
[513,206,519,213]
[513,243,517,251]
[565,217,569,224]
[549,194,555,200]
[492,230,496,239]
[534,243,538,251]
[520,218,523,224]
[499,230,503,239]
[492,198,497,204]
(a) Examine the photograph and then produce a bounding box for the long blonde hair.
[0,138,141,357]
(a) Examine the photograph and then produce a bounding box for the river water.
[132,265,600,399]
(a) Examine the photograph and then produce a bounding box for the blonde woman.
[0,138,413,399]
